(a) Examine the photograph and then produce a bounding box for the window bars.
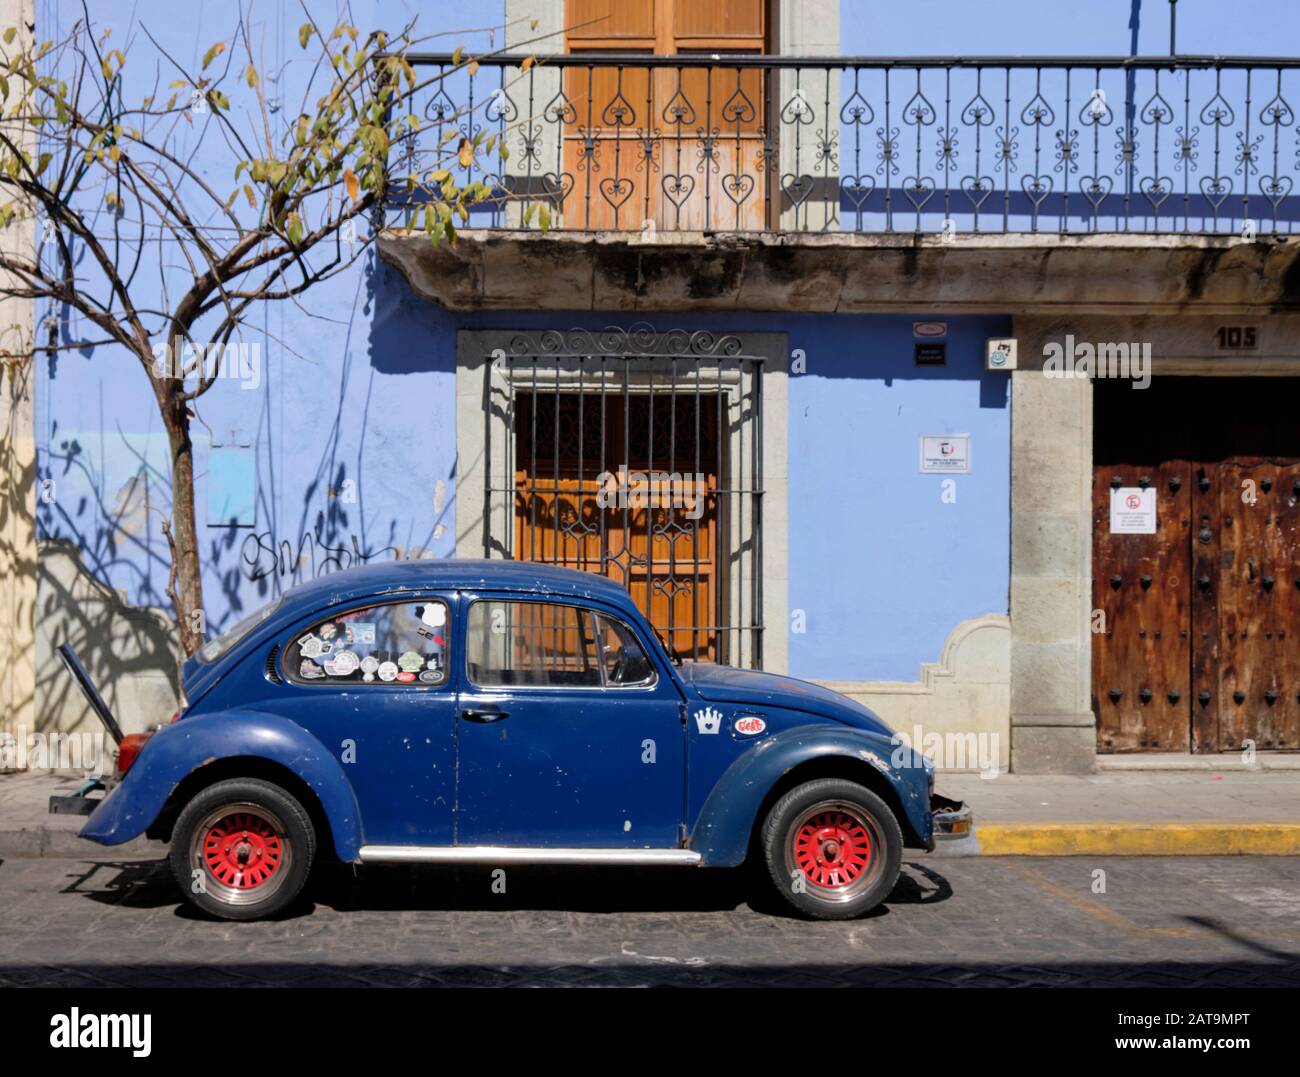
[484,327,765,668]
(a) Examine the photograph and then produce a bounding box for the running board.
[357,845,702,866]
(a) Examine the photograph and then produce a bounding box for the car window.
[285,600,450,686]
[467,601,602,688]
[199,596,284,663]
[594,613,656,687]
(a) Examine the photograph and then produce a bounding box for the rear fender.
[79,710,364,860]
[689,724,932,866]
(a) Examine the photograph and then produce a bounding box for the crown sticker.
[694,706,723,735]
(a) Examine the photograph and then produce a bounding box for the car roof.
[276,558,633,611]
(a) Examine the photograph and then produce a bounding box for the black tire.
[169,778,316,921]
[760,778,902,920]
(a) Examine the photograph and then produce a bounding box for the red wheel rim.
[792,808,872,889]
[201,811,284,891]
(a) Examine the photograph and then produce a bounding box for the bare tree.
[1,5,537,655]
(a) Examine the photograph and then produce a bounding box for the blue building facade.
[22,0,1300,772]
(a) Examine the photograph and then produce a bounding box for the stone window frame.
[454,328,789,674]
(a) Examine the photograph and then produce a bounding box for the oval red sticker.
[734,716,766,736]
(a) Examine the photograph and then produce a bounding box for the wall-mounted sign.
[919,434,971,473]
[1109,487,1156,534]
[986,337,1018,370]
[207,445,256,527]
[914,342,947,366]
[914,321,948,366]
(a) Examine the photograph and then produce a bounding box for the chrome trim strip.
[357,845,702,866]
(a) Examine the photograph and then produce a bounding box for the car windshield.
[198,596,284,663]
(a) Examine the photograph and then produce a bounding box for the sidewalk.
[936,770,1300,856]
[1,769,1298,859]
[0,771,163,858]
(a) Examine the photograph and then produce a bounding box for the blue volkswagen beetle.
[60,560,970,921]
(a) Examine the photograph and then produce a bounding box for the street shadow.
[67,856,954,920]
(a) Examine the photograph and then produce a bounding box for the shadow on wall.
[366,252,457,376]
[37,417,175,614]
[188,252,460,629]
[36,540,179,739]
[0,358,38,745]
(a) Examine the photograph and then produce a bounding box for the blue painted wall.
[42,0,1292,688]
[402,302,1012,682]
[35,0,500,632]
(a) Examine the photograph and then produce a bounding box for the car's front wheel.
[760,778,902,920]
[169,778,315,921]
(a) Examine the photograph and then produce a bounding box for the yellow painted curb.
[977,821,1300,856]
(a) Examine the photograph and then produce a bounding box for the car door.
[257,594,458,846]
[455,594,686,848]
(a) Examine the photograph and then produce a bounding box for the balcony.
[379,53,1300,313]
[389,52,1300,236]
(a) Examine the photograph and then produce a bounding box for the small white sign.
[1110,487,1157,534]
[986,337,1018,370]
[919,434,971,474]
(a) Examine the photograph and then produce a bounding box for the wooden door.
[1092,460,1194,751]
[1093,378,1300,754]
[563,0,769,231]
[514,391,722,662]
[1198,459,1300,751]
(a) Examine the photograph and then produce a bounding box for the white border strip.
[358,845,703,866]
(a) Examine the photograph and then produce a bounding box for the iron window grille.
[483,326,765,668]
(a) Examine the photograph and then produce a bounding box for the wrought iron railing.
[389,53,1300,236]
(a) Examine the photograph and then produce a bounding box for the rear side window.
[200,596,283,663]
[466,601,602,688]
[286,600,450,686]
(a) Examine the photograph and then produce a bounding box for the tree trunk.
[163,402,205,657]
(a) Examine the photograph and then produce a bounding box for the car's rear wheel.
[169,778,315,921]
[760,778,902,920]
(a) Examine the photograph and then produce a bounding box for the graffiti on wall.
[239,529,431,582]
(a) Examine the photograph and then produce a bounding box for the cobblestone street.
[1,854,1298,987]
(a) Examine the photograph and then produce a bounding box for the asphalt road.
[1,854,1298,987]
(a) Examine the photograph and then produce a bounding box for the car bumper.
[930,792,973,842]
[48,776,110,817]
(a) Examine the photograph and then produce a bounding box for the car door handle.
[461,707,509,723]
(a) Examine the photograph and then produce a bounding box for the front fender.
[79,710,365,861]
[688,724,932,867]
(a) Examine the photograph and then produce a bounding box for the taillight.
[116,732,153,776]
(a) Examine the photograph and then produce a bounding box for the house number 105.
[1216,326,1258,350]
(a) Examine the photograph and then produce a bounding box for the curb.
[0,827,164,859]
[974,821,1300,856]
